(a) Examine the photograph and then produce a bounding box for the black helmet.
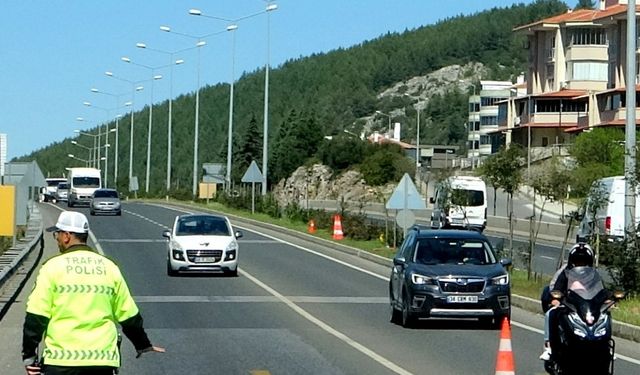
[567,243,594,268]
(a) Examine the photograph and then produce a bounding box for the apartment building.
[495,0,640,154]
[467,80,519,165]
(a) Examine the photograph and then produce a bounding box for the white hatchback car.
[162,214,242,277]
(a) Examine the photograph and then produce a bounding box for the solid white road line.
[240,268,414,375]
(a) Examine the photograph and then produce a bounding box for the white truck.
[430,175,487,232]
[43,177,67,202]
[67,167,102,207]
[577,176,640,241]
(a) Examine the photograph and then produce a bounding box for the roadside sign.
[386,173,426,210]
[395,209,416,230]
[0,186,16,236]
[241,161,263,214]
[241,161,263,183]
[129,176,139,192]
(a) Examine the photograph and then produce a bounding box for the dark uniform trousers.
[42,365,116,375]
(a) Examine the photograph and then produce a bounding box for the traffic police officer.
[22,211,164,374]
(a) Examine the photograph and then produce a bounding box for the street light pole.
[262,3,278,195]
[226,24,238,191]
[82,102,119,188]
[71,141,92,165]
[90,88,130,188]
[74,127,98,167]
[105,72,145,191]
[121,57,164,194]
[188,6,273,194]
[160,25,228,198]
[136,43,187,195]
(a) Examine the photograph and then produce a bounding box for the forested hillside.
[20,0,567,196]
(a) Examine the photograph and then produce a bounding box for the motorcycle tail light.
[605,216,611,234]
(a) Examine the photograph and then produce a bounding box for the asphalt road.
[0,201,638,374]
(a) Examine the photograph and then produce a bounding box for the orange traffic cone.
[332,214,344,240]
[495,317,515,375]
[308,219,317,234]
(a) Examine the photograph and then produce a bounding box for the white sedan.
[162,214,242,277]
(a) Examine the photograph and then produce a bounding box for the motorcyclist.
[539,242,601,361]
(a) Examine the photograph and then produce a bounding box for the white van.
[67,167,101,207]
[43,177,67,202]
[577,176,640,241]
[430,176,487,231]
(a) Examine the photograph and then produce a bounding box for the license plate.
[447,295,478,303]
[194,257,216,263]
[451,218,464,224]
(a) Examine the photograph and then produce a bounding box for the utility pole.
[624,0,637,236]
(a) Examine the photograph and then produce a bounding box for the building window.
[542,137,549,147]
[480,135,491,145]
[570,61,607,81]
[469,102,480,112]
[536,100,586,113]
[570,28,607,45]
[480,97,508,106]
[480,116,498,126]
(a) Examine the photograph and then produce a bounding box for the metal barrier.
[0,205,43,318]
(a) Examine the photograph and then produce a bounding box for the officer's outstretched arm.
[22,312,49,361]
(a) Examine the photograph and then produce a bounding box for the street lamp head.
[196,41,206,47]
[76,117,84,121]
[105,71,113,77]
[227,24,238,32]
[68,154,75,158]
[175,59,185,65]
[83,101,92,107]
[153,75,163,80]
[266,3,278,12]
[136,42,147,49]
[188,8,202,16]
[121,56,131,63]
[91,88,99,93]
[124,101,133,106]
[71,141,78,145]
[160,25,171,32]
[109,129,117,133]
[136,86,144,91]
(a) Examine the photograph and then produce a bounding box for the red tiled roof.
[487,122,578,134]
[594,84,640,96]
[533,89,587,99]
[514,5,639,31]
[565,119,640,133]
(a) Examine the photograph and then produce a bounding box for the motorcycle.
[543,267,625,375]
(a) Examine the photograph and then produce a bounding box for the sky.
[0,0,553,161]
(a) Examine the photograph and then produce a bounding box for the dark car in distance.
[389,228,511,328]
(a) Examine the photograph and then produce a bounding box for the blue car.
[389,228,511,328]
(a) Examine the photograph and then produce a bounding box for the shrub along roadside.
[152,198,640,327]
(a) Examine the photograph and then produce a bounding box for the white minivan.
[67,167,102,207]
[577,176,640,241]
[430,175,487,231]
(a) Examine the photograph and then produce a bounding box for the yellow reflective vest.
[26,246,140,367]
